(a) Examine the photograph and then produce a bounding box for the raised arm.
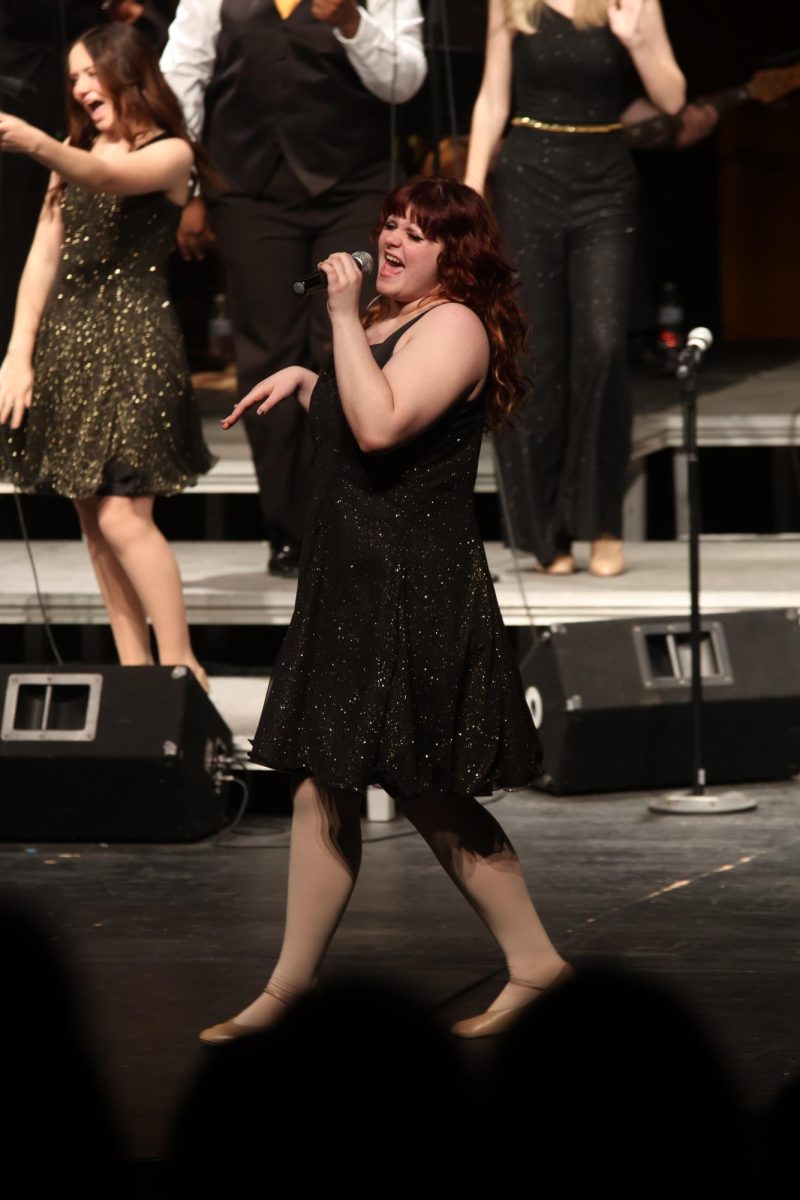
[0,115,193,200]
[321,255,489,453]
[0,180,63,428]
[464,0,514,195]
[610,0,686,115]
[316,0,427,104]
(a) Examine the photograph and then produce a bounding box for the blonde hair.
[503,0,609,34]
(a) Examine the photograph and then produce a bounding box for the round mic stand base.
[649,789,758,815]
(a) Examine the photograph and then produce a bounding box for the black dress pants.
[492,129,637,565]
[210,159,391,545]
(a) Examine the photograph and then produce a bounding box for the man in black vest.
[162,1,426,575]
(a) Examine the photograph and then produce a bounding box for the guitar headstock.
[749,63,800,104]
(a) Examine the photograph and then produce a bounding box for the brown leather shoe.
[450,963,575,1039]
[589,537,624,577]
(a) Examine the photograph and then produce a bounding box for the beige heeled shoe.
[198,986,289,1046]
[589,537,624,577]
[536,553,575,576]
[450,964,575,1039]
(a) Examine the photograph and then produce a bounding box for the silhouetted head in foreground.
[0,894,122,1194]
[171,976,472,1197]
[487,962,755,1197]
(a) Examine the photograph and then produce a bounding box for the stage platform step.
[2,537,799,627]
[3,346,797,498]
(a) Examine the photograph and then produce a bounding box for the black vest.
[204,0,391,197]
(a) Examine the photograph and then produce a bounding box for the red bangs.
[378,179,480,244]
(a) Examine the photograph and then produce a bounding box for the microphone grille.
[352,250,374,277]
[686,326,713,352]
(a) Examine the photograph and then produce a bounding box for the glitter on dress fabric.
[4,152,215,499]
[250,311,543,800]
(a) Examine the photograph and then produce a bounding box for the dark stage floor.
[3,780,799,1160]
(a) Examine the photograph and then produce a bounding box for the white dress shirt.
[160,0,428,141]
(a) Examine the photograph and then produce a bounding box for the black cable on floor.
[0,430,64,664]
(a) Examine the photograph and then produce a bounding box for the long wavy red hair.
[62,23,220,193]
[364,178,530,430]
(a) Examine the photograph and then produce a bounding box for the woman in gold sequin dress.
[0,25,214,686]
[198,179,572,1046]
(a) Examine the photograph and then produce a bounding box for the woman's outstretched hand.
[221,365,319,428]
[318,251,364,321]
[0,354,34,428]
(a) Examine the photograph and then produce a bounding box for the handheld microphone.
[676,327,713,378]
[292,250,374,297]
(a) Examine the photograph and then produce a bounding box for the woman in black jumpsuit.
[466,0,685,575]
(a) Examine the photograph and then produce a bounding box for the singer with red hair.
[200,177,572,1046]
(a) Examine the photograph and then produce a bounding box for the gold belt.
[511,115,623,134]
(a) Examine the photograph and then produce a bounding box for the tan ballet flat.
[536,553,575,576]
[198,986,289,1045]
[450,964,575,1040]
[589,537,624,577]
[198,1018,262,1046]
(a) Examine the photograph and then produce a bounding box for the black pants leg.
[493,226,570,563]
[211,179,315,546]
[209,161,390,546]
[561,214,636,542]
[493,209,635,564]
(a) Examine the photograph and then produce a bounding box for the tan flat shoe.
[198,985,289,1045]
[450,964,575,1040]
[198,1017,264,1046]
[536,553,575,576]
[589,537,624,577]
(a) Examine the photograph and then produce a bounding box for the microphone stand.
[649,342,756,814]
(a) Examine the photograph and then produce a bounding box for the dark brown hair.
[365,178,530,430]
[63,23,220,193]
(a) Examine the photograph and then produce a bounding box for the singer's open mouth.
[381,253,404,277]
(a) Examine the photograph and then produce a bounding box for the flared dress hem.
[247,746,543,801]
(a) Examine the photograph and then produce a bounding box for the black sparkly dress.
[5,138,214,498]
[491,7,638,565]
[250,311,543,800]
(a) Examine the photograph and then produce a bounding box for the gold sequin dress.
[5,152,215,497]
[250,311,543,800]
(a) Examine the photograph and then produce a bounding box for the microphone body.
[292,250,374,296]
[676,327,713,378]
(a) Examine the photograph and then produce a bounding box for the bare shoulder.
[397,302,488,351]
[131,131,193,169]
[136,132,193,165]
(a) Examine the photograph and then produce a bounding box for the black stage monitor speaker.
[0,665,233,841]
[520,609,800,794]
